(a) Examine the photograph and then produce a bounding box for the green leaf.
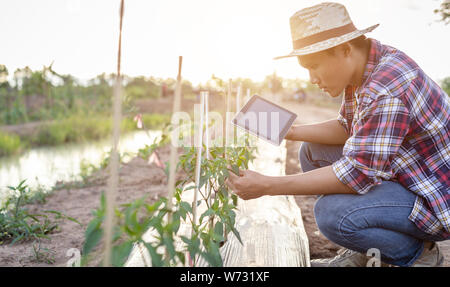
[212,199,219,211]
[111,241,133,267]
[82,227,103,255]
[172,212,181,233]
[230,225,243,245]
[231,194,238,206]
[176,251,186,265]
[85,218,102,239]
[180,235,191,245]
[231,164,239,176]
[162,234,176,260]
[144,242,163,267]
[183,185,196,191]
[180,201,192,213]
[213,221,224,242]
[199,208,214,224]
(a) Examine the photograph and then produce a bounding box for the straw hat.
[274,2,379,59]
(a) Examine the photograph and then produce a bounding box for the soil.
[0,145,179,267]
[0,100,342,266]
[2,99,448,266]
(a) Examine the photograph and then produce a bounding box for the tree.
[441,77,450,95]
[434,0,450,24]
[0,65,8,87]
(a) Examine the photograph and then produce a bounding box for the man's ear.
[340,42,352,57]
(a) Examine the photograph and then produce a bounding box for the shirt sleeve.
[337,96,350,135]
[337,112,349,135]
[332,94,410,194]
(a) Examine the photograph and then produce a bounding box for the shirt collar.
[346,38,383,97]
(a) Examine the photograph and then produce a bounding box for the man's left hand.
[225,167,271,200]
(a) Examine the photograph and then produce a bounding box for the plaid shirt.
[332,38,450,238]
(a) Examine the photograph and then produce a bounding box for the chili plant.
[175,138,257,266]
[82,128,257,266]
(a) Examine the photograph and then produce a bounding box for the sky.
[0,0,449,86]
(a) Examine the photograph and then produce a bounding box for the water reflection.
[0,130,161,199]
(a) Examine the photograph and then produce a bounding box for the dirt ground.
[0,146,177,267]
[1,99,448,267]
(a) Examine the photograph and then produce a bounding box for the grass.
[121,113,171,132]
[0,113,170,157]
[0,131,22,157]
[31,115,112,146]
[0,180,81,246]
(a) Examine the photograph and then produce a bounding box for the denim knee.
[298,142,314,172]
[298,142,343,173]
[313,195,341,240]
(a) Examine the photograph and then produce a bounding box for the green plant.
[0,180,81,245]
[30,240,56,264]
[79,149,132,183]
[175,140,257,266]
[0,131,22,157]
[82,129,257,266]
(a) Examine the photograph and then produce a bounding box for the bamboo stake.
[203,91,210,199]
[167,56,183,212]
[165,56,182,266]
[103,0,125,267]
[227,79,232,114]
[192,93,205,234]
[225,79,232,148]
[202,91,214,230]
[236,83,241,113]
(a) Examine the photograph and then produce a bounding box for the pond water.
[0,130,161,201]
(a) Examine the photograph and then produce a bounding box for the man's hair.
[324,35,368,55]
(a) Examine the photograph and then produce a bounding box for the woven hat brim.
[273,24,379,60]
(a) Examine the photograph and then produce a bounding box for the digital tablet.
[232,95,297,146]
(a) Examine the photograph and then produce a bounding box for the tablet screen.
[232,95,297,145]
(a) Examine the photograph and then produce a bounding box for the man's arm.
[266,165,357,196]
[225,165,357,200]
[285,119,349,145]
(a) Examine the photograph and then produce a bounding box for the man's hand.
[225,167,270,200]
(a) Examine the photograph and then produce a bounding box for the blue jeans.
[298,142,446,266]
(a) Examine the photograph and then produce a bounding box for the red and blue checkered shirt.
[333,38,450,238]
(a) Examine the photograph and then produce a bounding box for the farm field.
[1,0,449,270]
[2,99,447,267]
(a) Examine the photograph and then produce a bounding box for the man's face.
[297,46,353,98]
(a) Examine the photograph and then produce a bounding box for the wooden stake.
[192,93,205,228]
[165,56,183,266]
[103,0,124,267]
[167,56,183,212]
[225,79,232,148]
[227,79,232,114]
[202,91,214,230]
[236,83,241,113]
[203,91,210,200]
